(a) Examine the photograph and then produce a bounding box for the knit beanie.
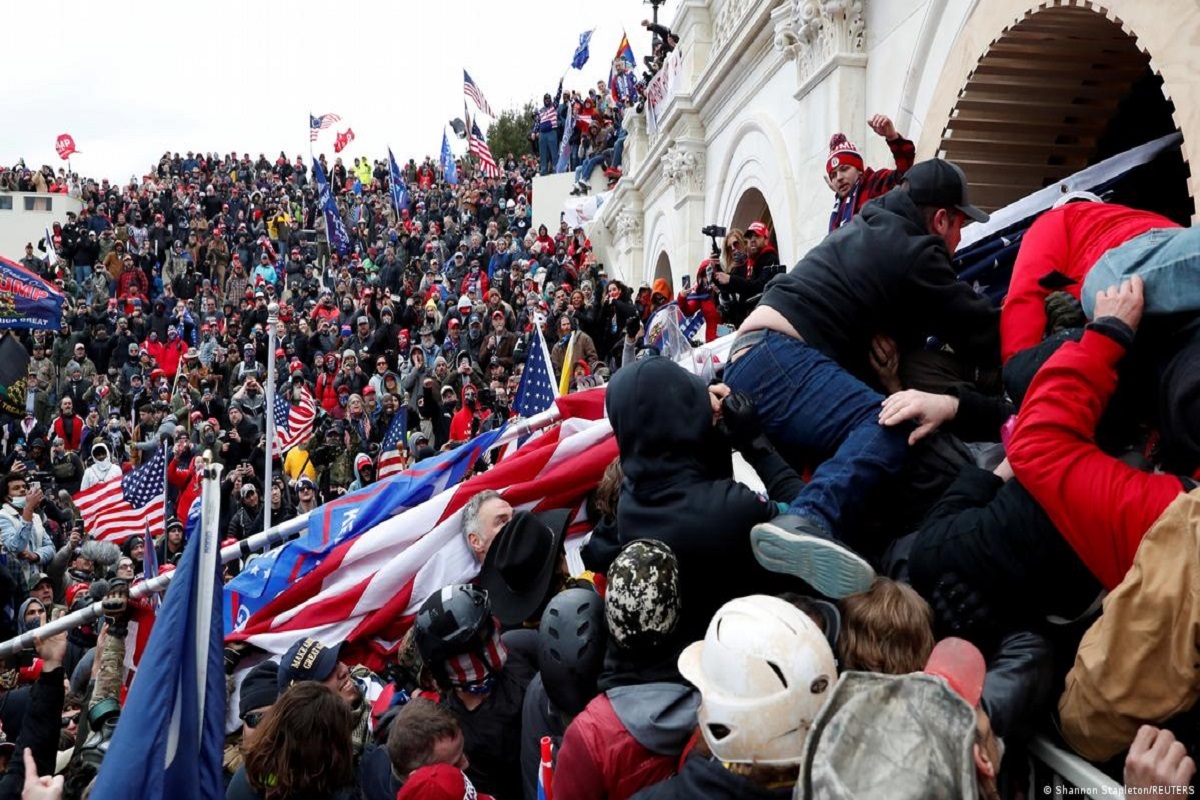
[826,133,864,177]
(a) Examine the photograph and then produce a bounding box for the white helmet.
[679,595,837,765]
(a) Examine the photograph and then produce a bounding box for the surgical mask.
[10,498,26,510]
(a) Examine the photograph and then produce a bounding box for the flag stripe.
[73,446,167,543]
[463,71,495,118]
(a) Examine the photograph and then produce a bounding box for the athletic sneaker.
[750,514,875,599]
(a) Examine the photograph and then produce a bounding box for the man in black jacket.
[725,159,998,599]
[607,356,813,643]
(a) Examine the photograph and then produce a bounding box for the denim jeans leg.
[612,130,627,168]
[724,332,909,535]
[1083,227,1200,318]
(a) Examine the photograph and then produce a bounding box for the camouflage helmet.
[605,539,681,651]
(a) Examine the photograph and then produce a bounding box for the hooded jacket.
[81,444,123,490]
[629,754,793,800]
[760,189,998,381]
[607,357,798,643]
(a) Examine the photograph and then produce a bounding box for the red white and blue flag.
[74,445,167,544]
[469,120,501,178]
[463,70,495,118]
[376,408,410,479]
[272,385,316,455]
[309,112,342,142]
[226,390,611,669]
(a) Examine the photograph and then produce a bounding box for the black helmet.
[413,584,494,667]
[537,587,607,716]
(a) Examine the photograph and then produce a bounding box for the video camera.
[701,224,726,260]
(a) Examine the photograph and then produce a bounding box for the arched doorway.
[653,251,673,293]
[728,188,779,250]
[937,4,1192,223]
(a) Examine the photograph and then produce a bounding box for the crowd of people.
[1,28,1199,799]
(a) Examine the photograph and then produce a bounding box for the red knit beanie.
[826,133,864,176]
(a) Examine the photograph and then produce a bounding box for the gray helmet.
[538,587,607,716]
[414,584,494,667]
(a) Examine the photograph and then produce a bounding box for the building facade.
[593,0,1199,290]
[0,192,83,263]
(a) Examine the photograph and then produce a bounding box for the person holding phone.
[0,473,54,591]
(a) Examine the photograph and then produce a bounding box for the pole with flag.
[440,131,458,185]
[571,29,595,70]
[388,148,409,217]
[264,303,278,532]
[88,463,225,800]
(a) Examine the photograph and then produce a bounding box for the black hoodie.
[607,357,799,643]
[759,189,998,382]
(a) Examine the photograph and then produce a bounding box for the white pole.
[264,303,279,533]
[194,460,222,739]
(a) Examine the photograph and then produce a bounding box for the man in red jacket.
[1001,197,1181,363]
[826,114,915,232]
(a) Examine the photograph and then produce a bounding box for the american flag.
[273,385,317,455]
[227,390,610,670]
[377,408,409,479]
[514,325,559,417]
[463,70,494,118]
[74,445,167,544]
[468,120,501,178]
[310,112,342,142]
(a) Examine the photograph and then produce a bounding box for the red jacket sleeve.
[1008,327,1181,589]
[1001,213,1073,363]
[552,711,608,800]
[167,456,191,490]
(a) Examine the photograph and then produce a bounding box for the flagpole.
[0,398,579,658]
[264,303,278,533]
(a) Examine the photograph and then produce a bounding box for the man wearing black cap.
[276,636,375,758]
[724,158,999,599]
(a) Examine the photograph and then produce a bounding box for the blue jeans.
[724,331,908,535]
[612,128,628,169]
[1082,227,1200,318]
[538,131,559,175]
[575,152,609,183]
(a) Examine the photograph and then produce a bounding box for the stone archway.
[920,1,1195,221]
[653,251,674,293]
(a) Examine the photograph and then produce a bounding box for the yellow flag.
[558,332,575,395]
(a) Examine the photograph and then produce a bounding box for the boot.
[750,514,875,598]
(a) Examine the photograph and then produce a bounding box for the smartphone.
[28,482,40,493]
[681,275,691,291]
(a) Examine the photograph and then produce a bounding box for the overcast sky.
[5,0,665,183]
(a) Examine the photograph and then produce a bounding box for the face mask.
[10,498,26,510]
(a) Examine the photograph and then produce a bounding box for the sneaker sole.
[751,522,875,599]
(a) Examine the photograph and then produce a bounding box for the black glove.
[624,316,640,339]
[930,572,999,651]
[1044,291,1086,336]
[718,391,771,454]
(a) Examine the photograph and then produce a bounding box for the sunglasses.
[241,711,265,728]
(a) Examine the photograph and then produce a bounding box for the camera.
[700,225,727,239]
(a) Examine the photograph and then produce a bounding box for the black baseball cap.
[903,159,989,223]
[277,636,341,690]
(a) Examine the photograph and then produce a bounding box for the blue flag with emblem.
[572,28,595,69]
[0,256,64,331]
[440,131,458,185]
[224,425,506,635]
[312,160,350,255]
[89,497,223,800]
[514,325,559,418]
[388,147,409,215]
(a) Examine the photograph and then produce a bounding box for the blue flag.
[0,256,64,331]
[90,500,223,800]
[440,132,458,185]
[514,325,559,417]
[388,148,409,214]
[224,425,507,634]
[572,28,594,69]
[312,160,350,255]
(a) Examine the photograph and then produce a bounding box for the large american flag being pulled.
[273,386,316,455]
[74,445,167,544]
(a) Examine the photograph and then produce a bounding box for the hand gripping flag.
[226,390,611,668]
[89,490,224,800]
[73,445,167,544]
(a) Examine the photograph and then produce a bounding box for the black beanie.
[239,661,281,718]
[1160,340,1200,475]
